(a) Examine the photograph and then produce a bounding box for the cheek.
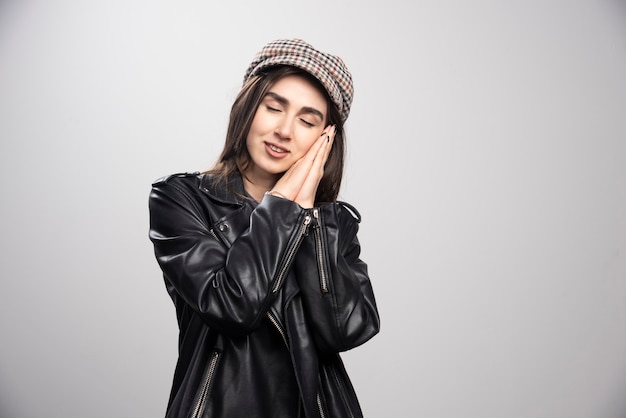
[294,133,320,158]
[248,112,263,136]
[248,104,276,135]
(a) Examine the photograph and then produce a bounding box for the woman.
[149,38,380,418]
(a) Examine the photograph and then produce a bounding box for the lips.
[267,143,287,153]
[265,142,289,158]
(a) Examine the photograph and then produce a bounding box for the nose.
[274,116,293,140]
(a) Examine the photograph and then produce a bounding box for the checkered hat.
[243,38,354,121]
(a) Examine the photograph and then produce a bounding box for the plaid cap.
[243,39,354,121]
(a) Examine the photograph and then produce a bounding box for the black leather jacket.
[149,172,380,418]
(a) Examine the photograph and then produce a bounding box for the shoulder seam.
[152,171,200,186]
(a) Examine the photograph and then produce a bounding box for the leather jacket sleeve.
[293,202,380,353]
[149,177,312,336]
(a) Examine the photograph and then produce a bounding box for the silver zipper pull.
[303,214,312,236]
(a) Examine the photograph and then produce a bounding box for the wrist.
[266,190,289,200]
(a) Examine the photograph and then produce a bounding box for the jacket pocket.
[189,350,220,418]
[312,208,330,294]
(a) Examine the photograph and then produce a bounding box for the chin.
[261,163,290,176]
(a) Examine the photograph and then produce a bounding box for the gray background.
[1,0,625,417]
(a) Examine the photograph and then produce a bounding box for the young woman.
[149,38,380,418]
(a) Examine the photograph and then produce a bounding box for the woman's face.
[244,74,328,184]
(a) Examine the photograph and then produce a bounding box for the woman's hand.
[270,125,336,208]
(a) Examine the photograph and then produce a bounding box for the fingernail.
[327,136,330,143]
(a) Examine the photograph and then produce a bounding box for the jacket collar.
[199,172,247,206]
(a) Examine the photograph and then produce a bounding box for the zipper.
[312,209,329,294]
[209,228,220,242]
[330,364,355,418]
[316,393,326,418]
[209,225,231,248]
[190,351,220,418]
[266,311,289,348]
[272,213,312,293]
[267,312,304,418]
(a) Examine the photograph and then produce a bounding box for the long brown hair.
[207,66,345,203]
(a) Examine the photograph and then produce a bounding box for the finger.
[284,129,328,183]
[322,125,336,164]
[302,125,332,165]
[313,124,335,173]
[295,125,335,205]
[273,126,334,203]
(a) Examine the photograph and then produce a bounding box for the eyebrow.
[265,92,325,121]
